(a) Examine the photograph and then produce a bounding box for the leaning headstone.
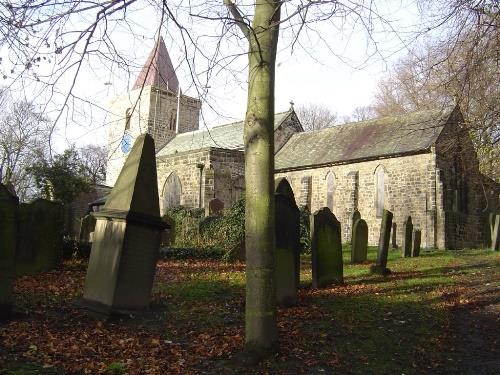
[311,207,343,288]
[205,198,224,217]
[81,134,166,315]
[16,199,64,275]
[402,216,413,258]
[274,178,300,305]
[79,214,97,244]
[350,210,361,243]
[370,209,393,275]
[491,214,500,251]
[412,230,422,257]
[391,222,398,249]
[351,218,368,263]
[0,184,18,320]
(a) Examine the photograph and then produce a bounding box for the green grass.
[2,247,498,374]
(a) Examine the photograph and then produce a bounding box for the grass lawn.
[1,247,498,374]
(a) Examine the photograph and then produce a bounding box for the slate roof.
[157,110,293,156]
[133,37,179,92]
[275,106,456,171]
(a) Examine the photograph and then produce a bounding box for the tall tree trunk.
[244,0,281,356]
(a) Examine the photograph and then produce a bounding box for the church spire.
[132,36,180,93]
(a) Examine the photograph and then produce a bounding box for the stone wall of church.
[276,152,440,248]
[106,86,201,187]
[433,114,487,248]
[156,148,244,215]
[106,88,153,186]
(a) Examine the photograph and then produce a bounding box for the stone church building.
[105,38,498,250]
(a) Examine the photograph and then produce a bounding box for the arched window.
[163,172,182,211]
[326,172,336,212]
[375,165,385,217]
[125,108,132,131]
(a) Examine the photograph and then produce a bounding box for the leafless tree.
[0,91,51,200]
[372,1,499,180]
[295,104,337,131]
[78,144,107,184]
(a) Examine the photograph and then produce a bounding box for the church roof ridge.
[156,109,294,156]
[132,36,180,92]
[275,106,456,171]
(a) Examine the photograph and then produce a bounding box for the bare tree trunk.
[243,0,281,356]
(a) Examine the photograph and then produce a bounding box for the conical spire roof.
[132,37,179,93]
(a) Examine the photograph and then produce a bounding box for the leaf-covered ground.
[1,248,499,374]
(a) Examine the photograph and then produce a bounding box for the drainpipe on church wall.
[196,163,204,209]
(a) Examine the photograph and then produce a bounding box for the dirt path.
[447,263,500,375]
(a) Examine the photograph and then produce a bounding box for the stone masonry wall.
[156,148,245,215]
[106,88,152,186]
[434,112,486,248]
[106,86,201,187]
[157,149,210,214]
[276,152,439,248]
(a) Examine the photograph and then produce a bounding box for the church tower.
[105,37,201,186]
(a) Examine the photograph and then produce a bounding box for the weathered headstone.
[81,134,166,315]
[0,184,18,320]
[412,229,421,257]
[311,207,343,288]
[205,197,224,217]
[274,178,300,305]
[483,213,492,248]
[350,210,361,243]
[16,199,64,275]
[351,218,368,263]
[391,222,398,249]
[370,209,393,275]
[79,214,97,244]
[402,216,413,258]
[491,214,500,251]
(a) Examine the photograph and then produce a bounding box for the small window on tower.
[125,108,132,131]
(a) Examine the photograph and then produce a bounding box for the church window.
[375,165,385,217]
[163,172,182,211]
[326,172,336,212]
[125,108,132,131]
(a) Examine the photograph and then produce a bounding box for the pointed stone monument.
[370,209,393,275]
[0,184,18,321]
[81,134,166,315]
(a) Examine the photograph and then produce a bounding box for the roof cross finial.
[289,100,294,109]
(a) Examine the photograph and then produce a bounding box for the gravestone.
[402,216,413,258]
[491,214,500,251]
[391,222,398,249]
[0,184,18,320]
[16,199,64,275]
[350,210,361,243]
[205,198,224,217]
[370,209,393,275]
[79,214,97,244]
[412,230,421,257]
[82,134,167,315]
[351,218,368,263]
[274,178,300,305]
[311,207,343,288]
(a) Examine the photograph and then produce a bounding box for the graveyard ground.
[1,248,499,375]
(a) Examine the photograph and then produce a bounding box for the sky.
[0,0,426,152]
